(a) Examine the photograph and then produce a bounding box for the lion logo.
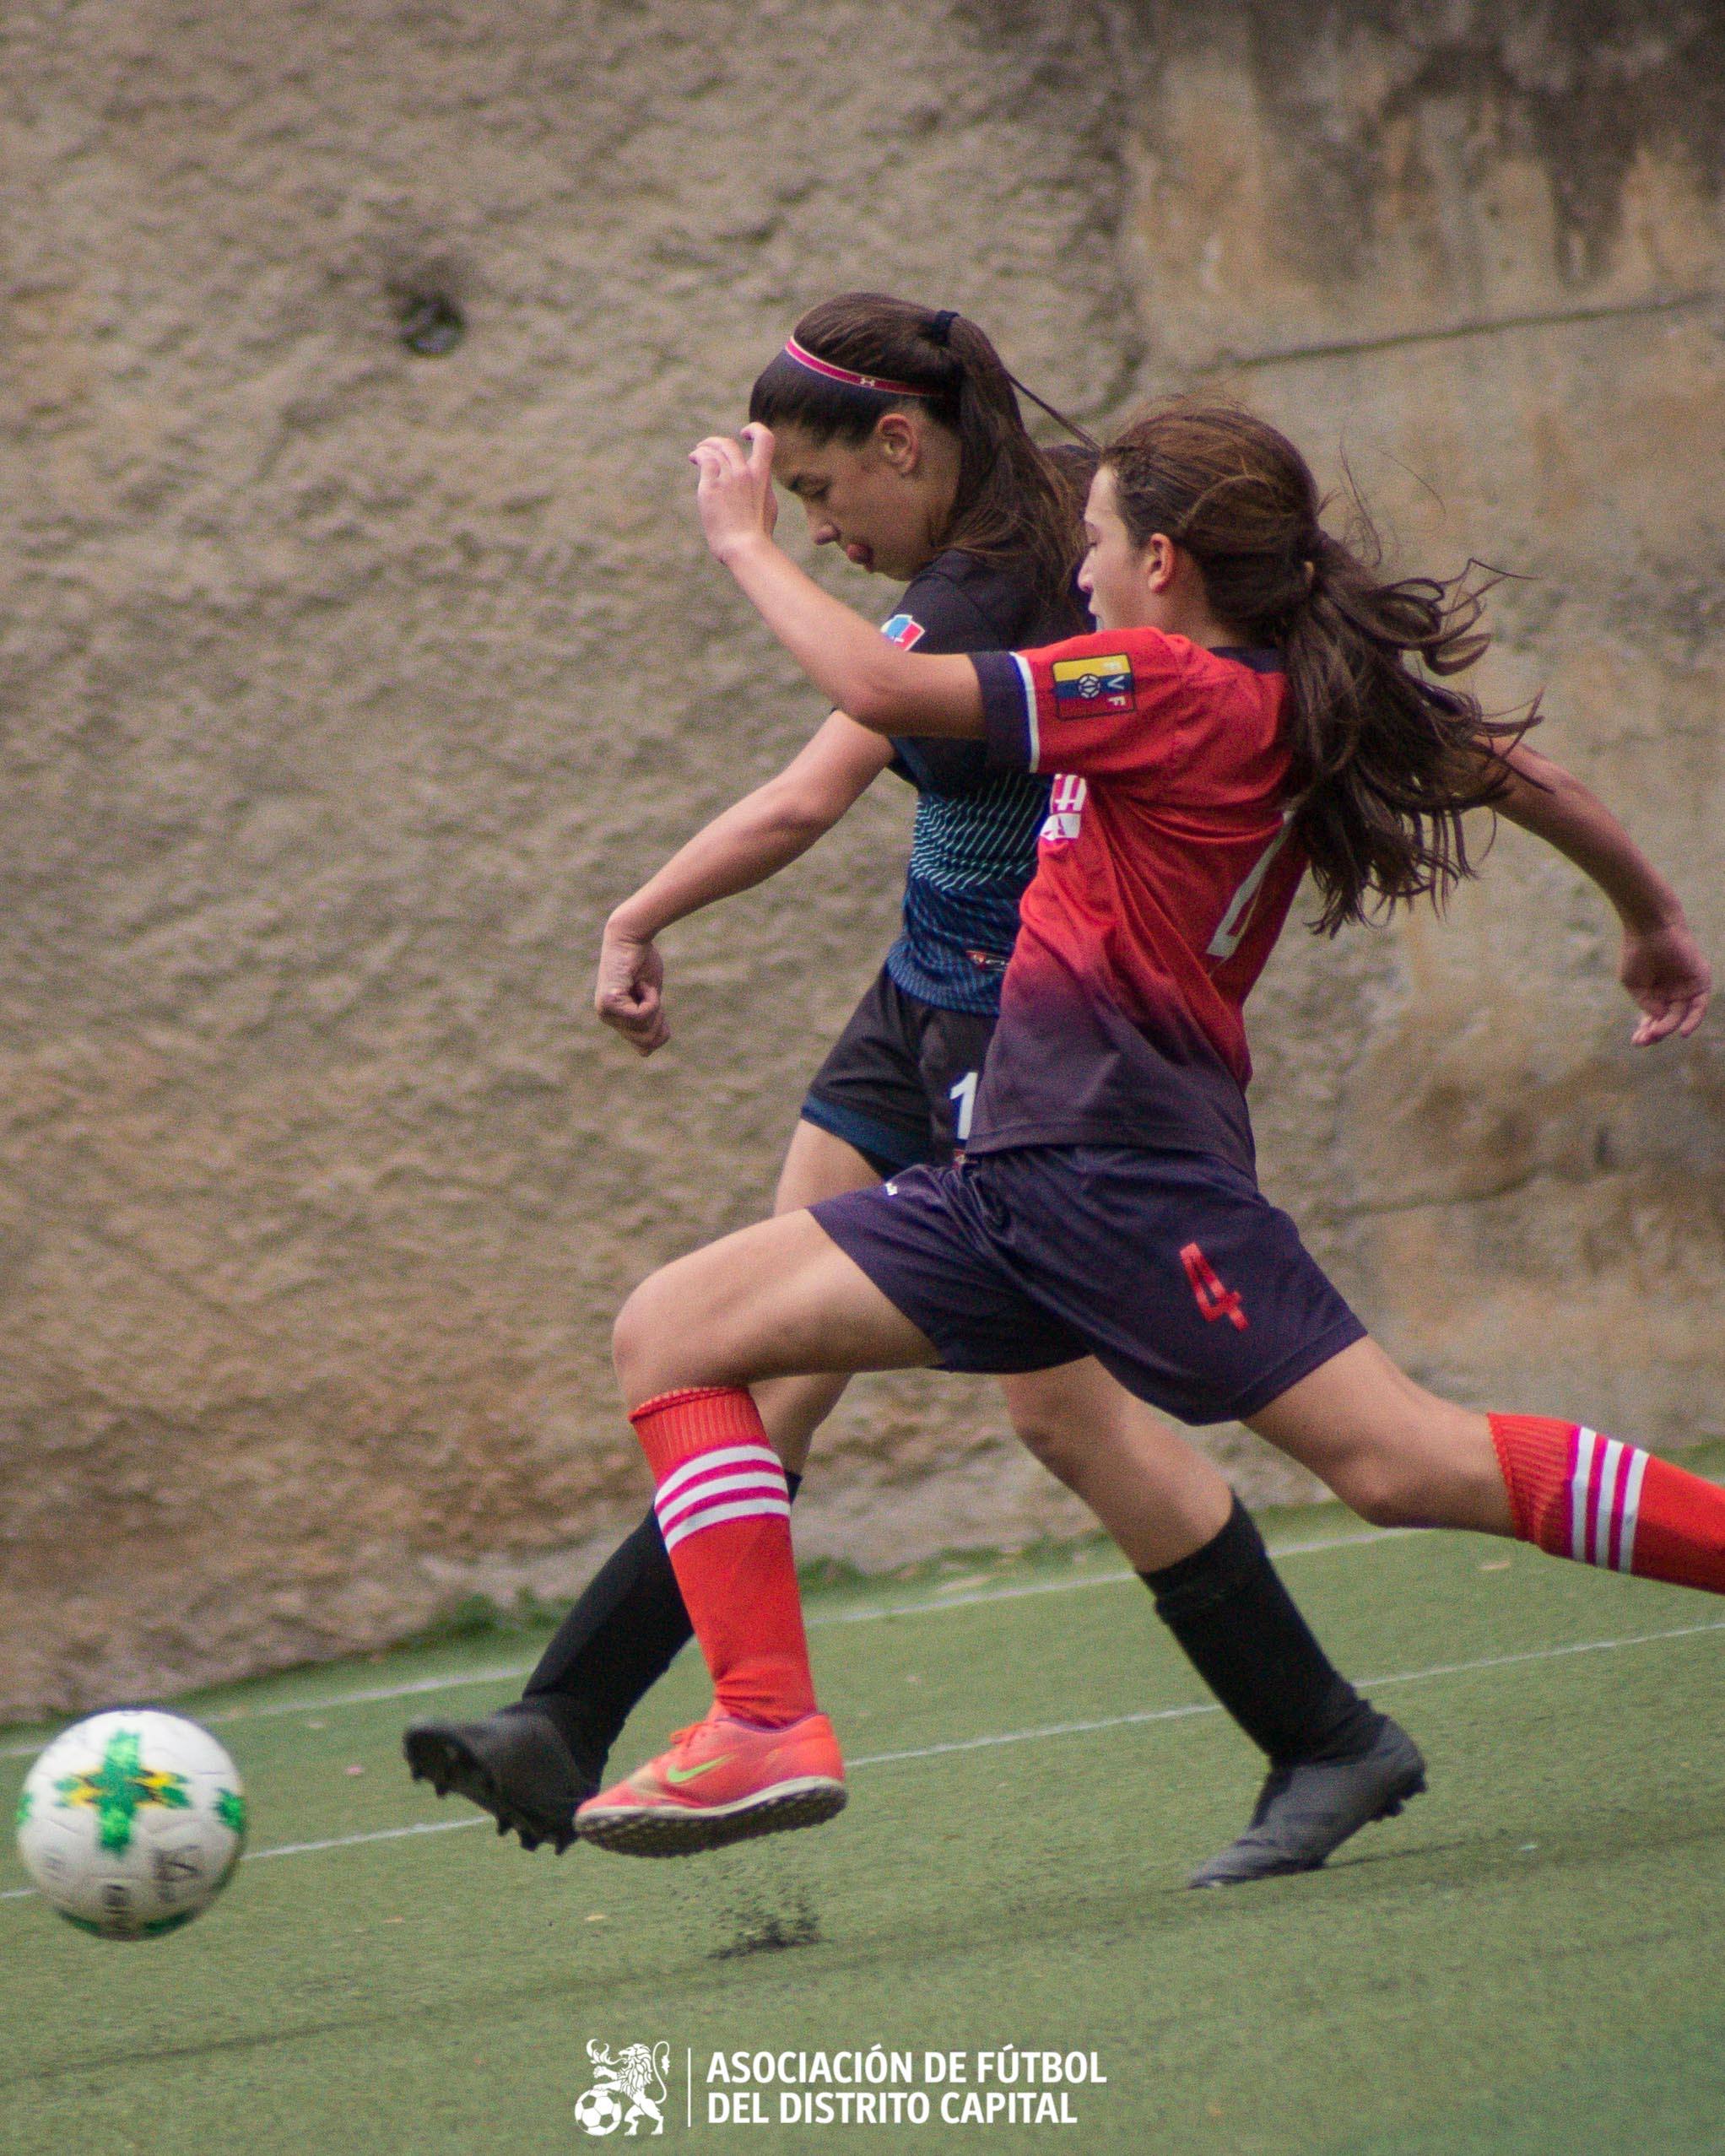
[574,2038,670,2137]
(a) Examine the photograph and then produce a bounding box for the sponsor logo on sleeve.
[1039,773,1087,846]
[1051,654,1133,716]
[880,613,927,649]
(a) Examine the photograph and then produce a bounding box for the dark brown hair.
[1102,400,1535,933]
[749,294,1090,629]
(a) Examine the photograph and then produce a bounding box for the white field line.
[0,1529,1410,1764]
[0,1815,495,1899]
[3,1608,1719,1904]
[814,1527,1411,1627]
[848,1614,1725,1767]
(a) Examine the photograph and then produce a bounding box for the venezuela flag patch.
[1051,653,1134,717]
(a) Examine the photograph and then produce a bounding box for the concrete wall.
[3,0,1721,1716]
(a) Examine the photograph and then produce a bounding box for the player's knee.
[611,1270,674,1404]
[1330,1453,1427,1529]
[1344,1476,1411,1529]
[1342,1451,1476,1528]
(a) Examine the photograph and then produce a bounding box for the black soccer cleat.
[1187,1716,1427,1888]
[403,1706,596,1854]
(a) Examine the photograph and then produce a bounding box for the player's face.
[1077,466,1167,630]
[772,418,958,582]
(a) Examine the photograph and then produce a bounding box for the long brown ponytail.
[1102,401,1535,934]
[749,293,1092,629]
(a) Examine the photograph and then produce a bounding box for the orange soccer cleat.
[574,1710,846,1857]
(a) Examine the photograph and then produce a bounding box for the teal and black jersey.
[880,551,1077,1016]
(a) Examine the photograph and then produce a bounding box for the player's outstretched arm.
[595,714,892,1056]
[1490,741,1710,1045]
[691,425,986,738]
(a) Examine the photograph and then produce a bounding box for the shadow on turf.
[711,1888,823,1959]
[10,1788,1722,2098]
[0,2015,373,2089]
[1328,1791,1725,1895]
[0,1853,1264,2094]
[0,1867,1550,2095]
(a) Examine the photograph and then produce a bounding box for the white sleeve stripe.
[656,1470,792,1532]
[662,1495,792,1552]
[656,1443,782,1505]
[1012,652,1039,770]
[1616,1448,1651,1574]
[1568,1428,1597,1563]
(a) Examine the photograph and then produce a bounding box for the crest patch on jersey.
[880,613,927,649]
[1052,653,1134,717]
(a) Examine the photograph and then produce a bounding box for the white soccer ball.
[15,1709,246,1940]
[573,2088,624,2137]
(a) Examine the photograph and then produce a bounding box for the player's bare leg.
[1000,1358,1232,1571]
[749,1118,880,1472]
[613,1208,938,1403]
[1246,1340,1516,1535]
[1252,1336,1725,1594]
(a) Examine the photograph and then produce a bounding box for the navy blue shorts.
[801,968,996,1176]
[812,1145,1365,1427]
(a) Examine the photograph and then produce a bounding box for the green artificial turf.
[1,1510,1721,2154]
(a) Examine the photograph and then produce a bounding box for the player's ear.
[1143,533,1178,594]
[875,411,918,472]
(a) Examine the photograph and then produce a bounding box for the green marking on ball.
[55,1726,192,1854]
[55,1905,201,1942]
[14,1785,31,1829]
[216,1789,247,1839]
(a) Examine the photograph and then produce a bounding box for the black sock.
[514,1471,803,1783]
[1139,1496,1379,1769]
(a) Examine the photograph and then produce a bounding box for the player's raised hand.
[690,423,777,564]
[1620,916,1711,1045]
[594,923,671,1056]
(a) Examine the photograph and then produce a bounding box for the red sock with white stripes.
[628,1386,817,1727]
[1490,1415,1725,1592]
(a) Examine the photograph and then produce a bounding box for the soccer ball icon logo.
[573,2086,625,2136]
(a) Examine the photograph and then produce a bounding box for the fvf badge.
[573,2038,670,2137]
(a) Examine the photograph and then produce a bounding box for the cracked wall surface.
[3,0,1722,1715]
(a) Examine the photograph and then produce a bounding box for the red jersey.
[969,629,1305,1169]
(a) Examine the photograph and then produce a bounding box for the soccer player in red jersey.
[572,398,1711,1860]
[408,301,1448,1886]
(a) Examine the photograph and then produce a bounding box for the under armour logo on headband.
[782,336,933,397]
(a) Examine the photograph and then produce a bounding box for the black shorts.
[801,968,998,1177]
[812,1145,1365,1426]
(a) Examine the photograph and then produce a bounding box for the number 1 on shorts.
[949,1069,978,1144]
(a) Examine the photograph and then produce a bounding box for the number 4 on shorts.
[1180,1242,1248,1331]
